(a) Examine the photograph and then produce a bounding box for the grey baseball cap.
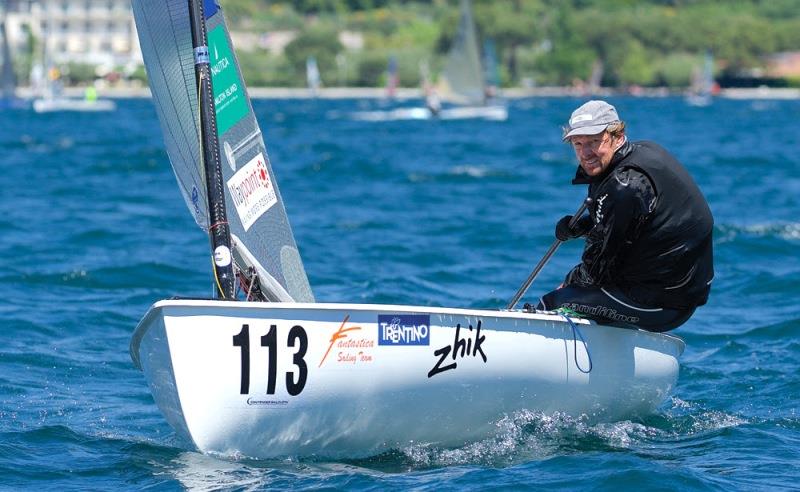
[562,100,620,141]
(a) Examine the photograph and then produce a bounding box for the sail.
[386,55,398,98]
[440,0,484,105]
[687,50,716,106]
[701,50,715,95]
[131,0,314,302]
[482,39,499,98]
[0,19,16,100]
[588,60,604,94]
[306,56,320,95]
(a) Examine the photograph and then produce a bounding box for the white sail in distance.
[131,0,314,302]
[0,18,16,100]
[306,56,321,95]
[440,0,485,105]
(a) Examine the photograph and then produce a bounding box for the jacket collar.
[571,138,633,185]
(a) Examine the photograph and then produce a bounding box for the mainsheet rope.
[558,308,593,374]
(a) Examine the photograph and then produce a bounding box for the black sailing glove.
[555,214,593,241]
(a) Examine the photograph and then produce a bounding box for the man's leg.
[537,285,694,332]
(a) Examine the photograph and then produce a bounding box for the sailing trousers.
[536,285,695,332]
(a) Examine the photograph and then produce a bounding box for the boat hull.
[350,104,507,122]
[32,97,116,113]
[438,104,508,120]
[131,299,683,458]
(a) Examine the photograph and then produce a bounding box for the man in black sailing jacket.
[536,100,714,332]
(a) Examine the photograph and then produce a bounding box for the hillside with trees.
[219,0,800,89]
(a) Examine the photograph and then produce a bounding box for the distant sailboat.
[351,1,507,123]
[306,56,321,97]
[348,59,437,121]
[587,60,604,96]
[31,9,115,113]
[385,55,398,99]
[32,81,117,113]
[0,15,25,109]
[686,51,717,107]
[437,0,507,120]
[482,39,500,101]
[32,65,116,112]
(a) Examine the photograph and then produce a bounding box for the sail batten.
[133,0,314,302]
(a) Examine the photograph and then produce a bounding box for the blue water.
[1,96,799,490]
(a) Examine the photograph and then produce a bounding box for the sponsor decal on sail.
[207,25,249,134]
[227,152,277,231]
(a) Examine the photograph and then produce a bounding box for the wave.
[11,262,203,291]
[716,222,800,242]
[0,425,184,488]
[408,165,515,183]
[317,399,749,471]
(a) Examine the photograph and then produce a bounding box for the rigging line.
[210,255,226,298]
[197,76,205,183]
[234,274,241,298]
[562,313,593,374]
[232,259,244,299]
[232,259,250,300]
[233,258,254,301]
[244,269,256,301]
[244,276,253,301]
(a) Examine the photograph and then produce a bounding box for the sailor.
[537,100,714,332]
[425,87,441,117]
[85,85,98,102]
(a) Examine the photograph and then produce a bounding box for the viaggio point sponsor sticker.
[226,152,277,231]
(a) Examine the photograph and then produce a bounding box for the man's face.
[569,131,622,177]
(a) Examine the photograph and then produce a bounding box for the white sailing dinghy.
[306,56,321,97]
[686,50,716,107]
[435,0,507,121]
[351,1,507,123]
[30,17,115,113]
[32,92,116,113]
[131,0,684,459]
[0,15,26,110]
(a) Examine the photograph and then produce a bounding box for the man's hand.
[555,214,592,241]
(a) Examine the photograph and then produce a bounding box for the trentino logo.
[378,314,430,346]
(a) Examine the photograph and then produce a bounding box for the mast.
[187,0,236,299]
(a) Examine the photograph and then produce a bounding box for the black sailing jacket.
[566,140,714,309]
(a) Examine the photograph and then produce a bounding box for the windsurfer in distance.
[424,84,441,117]
[533,100,714,332]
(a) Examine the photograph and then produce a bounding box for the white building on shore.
[3,0,142,69]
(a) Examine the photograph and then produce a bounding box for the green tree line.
[225,0,800,88]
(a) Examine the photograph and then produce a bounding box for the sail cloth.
[440,0,485,105]
[132,0,314,302]
[306,56,321,94]
[1,20,16,99]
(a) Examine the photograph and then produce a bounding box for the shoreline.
[17,86,800,100]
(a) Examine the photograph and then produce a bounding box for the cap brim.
[562,123,609,141]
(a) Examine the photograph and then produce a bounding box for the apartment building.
[4,0,142,67]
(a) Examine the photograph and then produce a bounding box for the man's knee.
[537,288,568,311]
